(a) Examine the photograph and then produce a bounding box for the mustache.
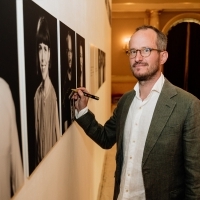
[132,62,148,67]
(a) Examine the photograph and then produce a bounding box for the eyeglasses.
[126,47,163,59]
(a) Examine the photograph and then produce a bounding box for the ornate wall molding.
[112,3,200,12]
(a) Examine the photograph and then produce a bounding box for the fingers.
[71,87,89,112]
[76,87,89,94]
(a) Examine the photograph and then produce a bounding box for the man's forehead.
[130,29,157,46]
[132,29,156,38]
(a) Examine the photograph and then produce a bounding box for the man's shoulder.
[120,90,135,100]
[116,90,135,108]
[163,79,200,102]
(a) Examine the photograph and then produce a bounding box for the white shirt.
[117,74,165,200]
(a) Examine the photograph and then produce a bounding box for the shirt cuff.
[75,106,88,119]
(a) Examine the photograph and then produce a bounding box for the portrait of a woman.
[34,16,60,165]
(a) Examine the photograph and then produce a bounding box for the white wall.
[12,0,111,199]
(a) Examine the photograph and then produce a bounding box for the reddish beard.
[131,60,160,81]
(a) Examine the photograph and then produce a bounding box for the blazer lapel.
[142,80,177,166]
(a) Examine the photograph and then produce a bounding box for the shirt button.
[133,140,135,143]
[130,157,132,159]
[126,190,128,192]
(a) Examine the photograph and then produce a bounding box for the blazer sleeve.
[75,90,135,150]
[184,97,200,198]
[76,109,117,149]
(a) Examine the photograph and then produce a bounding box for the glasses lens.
[141,48,151,57]
[130,49,136,58]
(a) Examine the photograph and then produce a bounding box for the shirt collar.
[134,73,165,98]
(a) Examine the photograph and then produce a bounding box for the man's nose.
[135,50,143,62]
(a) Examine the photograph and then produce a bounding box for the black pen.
[71,89,99,100]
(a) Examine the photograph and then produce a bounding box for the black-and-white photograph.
[23,1,60,174]
[60,22,76,133]
[98,49,106,88]
[76,33,86,88]
[0,0,24,199]
[105,0,111,26]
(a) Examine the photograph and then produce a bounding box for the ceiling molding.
[112,3,200,12]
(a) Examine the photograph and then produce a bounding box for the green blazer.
[76,79,200,200]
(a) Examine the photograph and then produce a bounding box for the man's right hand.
[72,87,89,112]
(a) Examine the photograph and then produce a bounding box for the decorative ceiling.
[113,0,200,3]
[112,0,200,12]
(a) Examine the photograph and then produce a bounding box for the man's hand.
[72,87,89,112]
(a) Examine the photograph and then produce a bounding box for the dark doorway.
[163,22,200,99]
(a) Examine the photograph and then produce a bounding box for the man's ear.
[160,51,168,65]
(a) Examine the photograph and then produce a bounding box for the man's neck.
[138,74,161,100]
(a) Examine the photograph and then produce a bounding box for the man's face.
[38,42,50,81]
[129,29,163,81]
[80,45,83,70]
[66,35,73,69]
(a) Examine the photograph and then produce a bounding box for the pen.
[71,89,99,100]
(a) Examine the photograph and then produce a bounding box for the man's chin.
[133,73,149,81]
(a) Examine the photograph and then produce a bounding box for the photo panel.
[105,0,112,26]
[0,0,24,197]
[76,34,86,88]
[59,22,76,133]
[98,49,106,88]
[23,1,60,174]
[0,1,21,148]
[90,44,96,94]
[94,47,99,92]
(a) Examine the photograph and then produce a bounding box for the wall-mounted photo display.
[59,22,76,133]
[0,0,24,198]
[90,45,96,94]
[98,49,106,88]
[23,1,61,174]
[105,0,111,26]
[90,45,103,94]
[76,34,86,88]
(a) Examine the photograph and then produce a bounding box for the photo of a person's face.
[60,23,76,133]
[98,49,106,88]
[66,34,73,70]
[0,0,24,197]
[38,43,50,81]
[80,44,83,72]
[76,34,85,88]
[23,1,60,174]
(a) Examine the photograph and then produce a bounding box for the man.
[62,31,75,131]
[73,25,200,199]
[0,78,24,199]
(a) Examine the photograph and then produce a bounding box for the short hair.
[36,16,51,73]
[135,25,167,51]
